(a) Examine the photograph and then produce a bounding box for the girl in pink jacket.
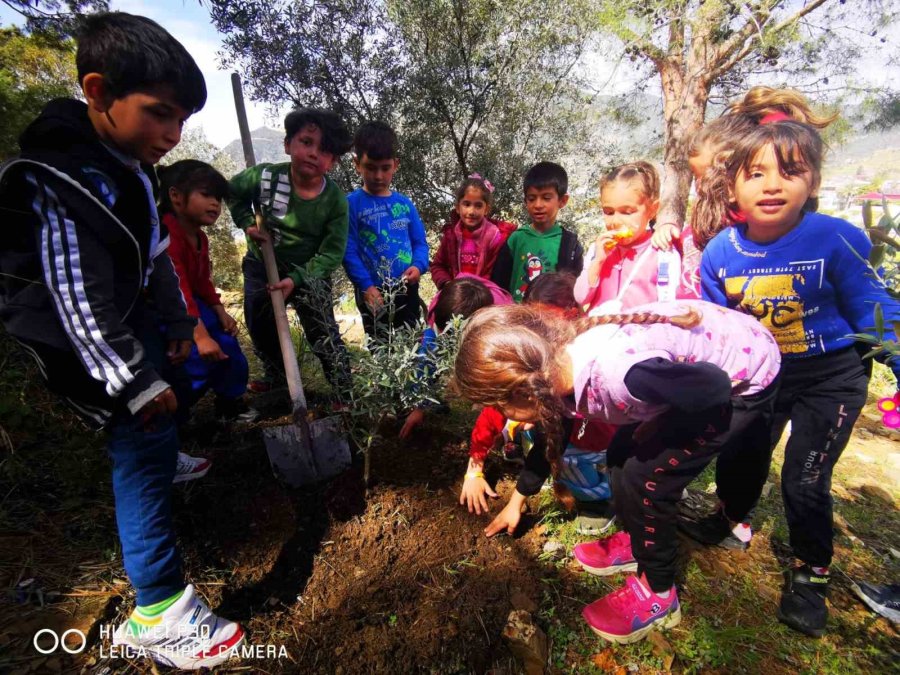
[574,162,698,314]
[430,174,515,289]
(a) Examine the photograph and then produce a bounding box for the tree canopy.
[209,0,598,224]
[0,26,78,159]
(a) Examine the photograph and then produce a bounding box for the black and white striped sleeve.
[27,172,169,415]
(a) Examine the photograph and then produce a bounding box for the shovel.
[231,73,350,486]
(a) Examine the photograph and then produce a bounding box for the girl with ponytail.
[452,299,781,644]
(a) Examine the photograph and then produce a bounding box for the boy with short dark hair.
[228,108,353,394]
[0,12,242,669]
[490,161,584,302]
[343,121,430,341]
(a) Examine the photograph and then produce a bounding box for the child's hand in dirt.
[363,286,384,311]
[214,305,239,336]
[166,339,192,366]
[484,490,527,537]
[460,474,499,515]
[197,335,228,362]
[246,225,269,244]
[399,408,425,439]
[651,223,680,251]
[267,277,295,300]
[401,266,421,284]
[139,386,177,429]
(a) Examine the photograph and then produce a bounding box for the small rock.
[761,481,774,499]
[354,567,366,578]
[502,610,548,675]
[542,541,566,559]
[510,588,538,613]
[889,547,900,560]
[647,631,675,671]
[859,484,896,507]
[856,428,873,440]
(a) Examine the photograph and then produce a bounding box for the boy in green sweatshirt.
[228,108,352,393]
[490,161,584,301]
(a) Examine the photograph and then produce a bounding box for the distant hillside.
[223,127,285,166]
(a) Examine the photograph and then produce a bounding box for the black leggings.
[608,380,780,592]
[717,348,868,567]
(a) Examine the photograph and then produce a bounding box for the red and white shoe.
[573,531,638,576]
[113,584,244,670]
[583,574,681,644]
[173,452,211,484]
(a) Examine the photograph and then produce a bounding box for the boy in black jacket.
[0,13,243,669]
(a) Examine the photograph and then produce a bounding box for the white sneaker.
[112,584,244,670]
[173,452,211,484]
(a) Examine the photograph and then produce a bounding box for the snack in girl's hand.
[603,228,634,250]
[878,393,900,429]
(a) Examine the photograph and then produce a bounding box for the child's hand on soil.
[267,277,295,300]
[363,286,384,311]
[651,223,680,251]
[484,490,527,537]
[401,266,421,284]
[399,408,425,439]
[166,339,192,366]
[460,474,499,515]
[246,225,269,244]
[197,335,228,362]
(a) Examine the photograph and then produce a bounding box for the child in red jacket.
[160,160,256,423]
[460,273,616,534]
[430,173,515,289]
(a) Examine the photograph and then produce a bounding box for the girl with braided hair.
[453,300,781,644]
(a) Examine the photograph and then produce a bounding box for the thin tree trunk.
[657,60,709,230]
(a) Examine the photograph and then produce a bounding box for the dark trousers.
[608,381,779,593]
[242,255,350,392]
[780,350,868,567]
[354,281,421,343]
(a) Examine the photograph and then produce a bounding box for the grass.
[526,399,899,674]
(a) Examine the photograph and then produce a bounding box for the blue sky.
[0,0,280,147]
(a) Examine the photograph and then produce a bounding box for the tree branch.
[709,0,832,82]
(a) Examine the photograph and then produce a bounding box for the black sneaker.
[678,510,750,551]
[777,565,829,637]
[214,396,260,423]
[851,580,900,624]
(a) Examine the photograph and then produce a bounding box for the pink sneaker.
[573,532,637,576]
[583,575,681,644]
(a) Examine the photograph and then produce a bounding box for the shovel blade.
[263,415,351,487]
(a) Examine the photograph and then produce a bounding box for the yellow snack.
[603,228,634,250]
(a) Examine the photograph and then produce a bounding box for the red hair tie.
[760,111,791,125]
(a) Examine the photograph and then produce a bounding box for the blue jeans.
[182,299,248,401]
[107,313,184,606]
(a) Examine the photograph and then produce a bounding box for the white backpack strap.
[655,250,681,302]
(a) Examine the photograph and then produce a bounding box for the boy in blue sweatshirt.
[343,121,430,341]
